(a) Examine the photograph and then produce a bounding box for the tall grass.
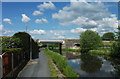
[44,49,79,78]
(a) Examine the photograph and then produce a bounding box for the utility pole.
[26,25,27,32]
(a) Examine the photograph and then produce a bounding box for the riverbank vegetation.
[62,48,80,53]
[44,49,79,78]
[81,28,120,58]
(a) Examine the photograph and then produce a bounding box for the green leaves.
[102,32,115,41]
[2,37,22,49]
[80,30,102,53]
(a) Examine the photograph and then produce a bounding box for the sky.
[0,1,119,40]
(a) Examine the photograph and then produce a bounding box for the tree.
[80,30,102,53]
[13,32,39,60]
[102,32,115,41]
[110,26,120,57]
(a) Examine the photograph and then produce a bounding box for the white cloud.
[90,28,98,31]
[3,30,15,35]
[52,2,118,35]
[35,19,42,23]
[21,14,31,23]
[33,10,43,15]
[3,18,12,24]
[42,18,48,23]
[57,36,64,39]
[49,30,53,33]
[54,33,60,36]
[37,1,55,11]
[71,28,86,33]
[29,29,46,35]
[35,18,48,23]
[0,24,3,31]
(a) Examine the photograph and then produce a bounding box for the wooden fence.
[0,51,25,78]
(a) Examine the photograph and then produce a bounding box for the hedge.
[2,48,22,53]
[13,32,39,59]
[44,49,79,78]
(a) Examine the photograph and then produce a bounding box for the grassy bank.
[62,48,81,53]
[47,57,58,78]
[44,49,79,78]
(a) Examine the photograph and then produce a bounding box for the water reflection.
[80,54,102,73]
[68,54,120,77]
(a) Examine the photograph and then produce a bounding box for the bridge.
[39,40,64,55]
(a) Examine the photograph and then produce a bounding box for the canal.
[67,53,120,77]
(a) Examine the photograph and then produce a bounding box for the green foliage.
[48,59,58,77]
[88,49,110,56]
[2,48,22,53]
[110,42,120,57]
[80,30,102,53]
[110,26,120,58]
[102,32,115,41]
[44,49,79,78]
[63,66,79,78]
[2,37,22,49]
[13,32,39,59]
[62,48,80,53]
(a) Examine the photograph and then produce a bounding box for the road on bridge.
[18,49,50,77]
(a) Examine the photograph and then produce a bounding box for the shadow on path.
[18,49,50,77]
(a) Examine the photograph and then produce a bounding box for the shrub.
[110,26,120,58]
[44,49,79,78]
[2,48,22,53]
[2,37,22,49]
[102,32,115,41]
[110,42,120,57]
[13,32,39,59]
[80,30,102,53]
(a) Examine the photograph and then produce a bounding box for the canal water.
[68,54,120,77]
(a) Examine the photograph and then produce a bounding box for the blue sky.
[1,2,119,40]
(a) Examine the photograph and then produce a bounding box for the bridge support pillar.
[59,43,62,55]
[47,44,48,49]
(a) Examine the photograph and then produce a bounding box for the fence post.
[0,55,3,79]
[12,53,14,76]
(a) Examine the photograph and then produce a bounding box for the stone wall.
[63,39,80,48]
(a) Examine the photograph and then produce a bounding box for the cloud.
[71,28,86,33]
[54,33,60,36]
[35,18,48,23]
[0,24,3,31]
[21,14,31,23]
[37,1,55,11]
[119,20,120,26]
[2,30,15,35]
[52,2,118,35]
[3,18,12,24]
[33,10,43,15]
[49,30,53,33]
[57,36,64,39]
[29,29,46,35]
